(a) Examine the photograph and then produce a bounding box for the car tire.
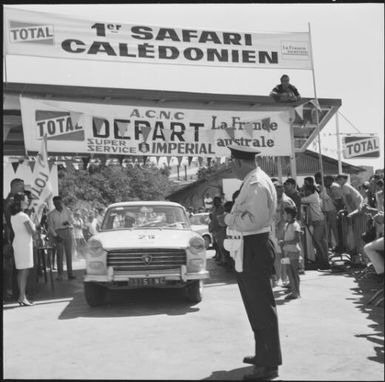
[185,280,203,303]
[203,235,211,250]
[84,282,106,307]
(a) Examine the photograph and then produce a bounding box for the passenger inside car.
[124,214,135,228]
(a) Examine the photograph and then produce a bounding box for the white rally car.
[84,201,209,306]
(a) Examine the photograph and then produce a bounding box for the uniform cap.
[227,144,261,161]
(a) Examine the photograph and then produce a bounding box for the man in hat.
[224,145,282,381]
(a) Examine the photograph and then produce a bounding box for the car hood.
[92,229,200,250]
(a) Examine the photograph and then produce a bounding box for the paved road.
[3,251,384,380]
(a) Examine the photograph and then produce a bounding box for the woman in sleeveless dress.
[10,193,37,306]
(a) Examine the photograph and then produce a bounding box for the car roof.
[107,201,184,209]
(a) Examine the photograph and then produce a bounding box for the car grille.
[107,248,186,271]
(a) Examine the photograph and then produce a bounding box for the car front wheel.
[185,280,203,303]
[84,282,106,306]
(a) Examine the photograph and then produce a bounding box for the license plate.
[128,277,166,287]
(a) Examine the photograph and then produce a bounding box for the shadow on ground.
[349,268,384,365]
[57,287,201,320]
[3,267,200,319]
[204,257,238,286]
[203,365,255,380]
[319,267,384,365]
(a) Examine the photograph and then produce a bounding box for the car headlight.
[88,239,106,257]
[189,236,205,255]
[86,239,107,275]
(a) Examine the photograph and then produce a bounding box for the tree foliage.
[58,163,176,209]
[196,162,222,181]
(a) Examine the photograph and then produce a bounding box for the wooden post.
[289,122,297,179]
[277,156,283,182]
[336,111,343,174]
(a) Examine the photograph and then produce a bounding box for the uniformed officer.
[224,145,282,381]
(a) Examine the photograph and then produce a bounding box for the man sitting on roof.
[270,74,301,103]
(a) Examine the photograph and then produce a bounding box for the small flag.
[188,156,193,166]
[81,157,89,170]
[310,99,322,111]
[11,161,20,173]
[198,157,204,167]
[244,122,254,137]
[163,128,172,143]
[141,125,152,142]
[262,118,271,130]
[93,118,105,134]
[166,156,172,166]
[28,160,36,173]
[295,104,304,120]
[177,156,183,166]
[70,112,82,128]
[224,127,236,140]
[116,120,129,137]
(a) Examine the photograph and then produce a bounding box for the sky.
[4,3,384,171]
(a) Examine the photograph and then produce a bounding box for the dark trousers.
[56,228,74,278]
[236,233,282,367]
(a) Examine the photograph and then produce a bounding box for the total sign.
[342,135,380,159]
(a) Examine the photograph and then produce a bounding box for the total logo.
[35,110,84,141]
[9,20,54,44]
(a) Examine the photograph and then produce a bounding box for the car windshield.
[189,214,210,225]
[101,205,190,230]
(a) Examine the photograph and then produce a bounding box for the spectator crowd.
[194,172,384,297]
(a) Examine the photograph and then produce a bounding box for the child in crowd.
[279,206,302,300]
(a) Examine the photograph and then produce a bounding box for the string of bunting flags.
[293,99,323,126]
[6,154,221,173]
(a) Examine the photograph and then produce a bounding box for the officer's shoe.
[243,366,279,380]
[243,355,257,365]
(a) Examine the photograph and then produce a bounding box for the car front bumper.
[84,265,209,283]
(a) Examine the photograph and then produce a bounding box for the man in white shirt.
[335,175,363,214]
[47,196,75,281]
[224,145,281,381]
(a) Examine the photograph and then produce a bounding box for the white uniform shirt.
[224,167,277,236]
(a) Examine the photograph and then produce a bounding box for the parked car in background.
[189,213,213,249]
[84,201,209,306]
